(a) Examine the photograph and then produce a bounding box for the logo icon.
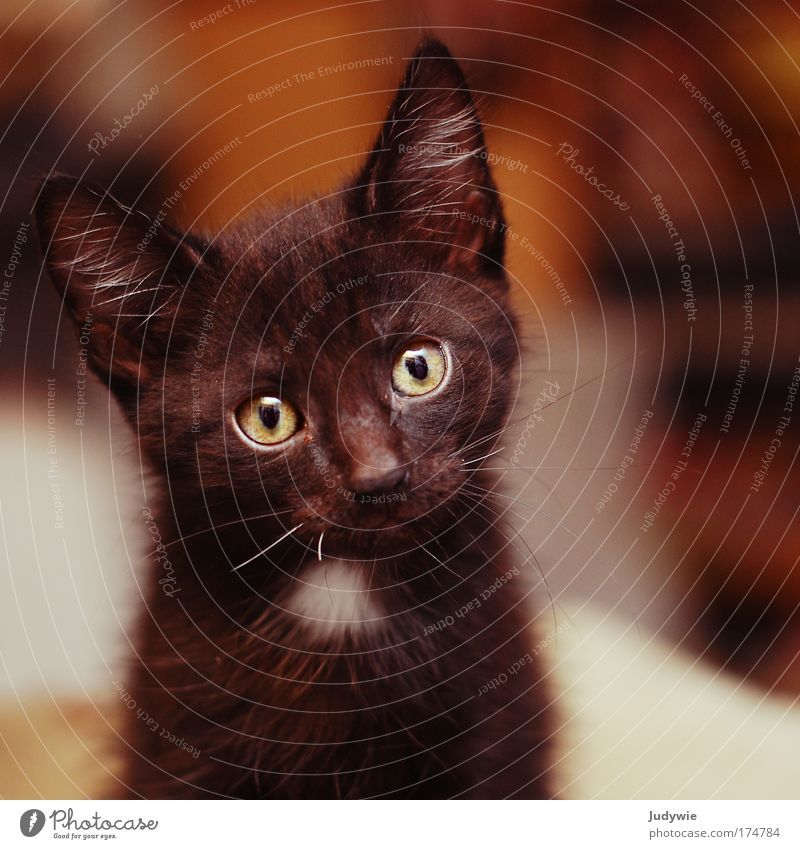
[19,809,46,837]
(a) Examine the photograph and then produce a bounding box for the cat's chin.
[306,498,463,559]
[319,533,410,561]
[308,523,428,562]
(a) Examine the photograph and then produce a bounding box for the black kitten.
[36,38,555,799]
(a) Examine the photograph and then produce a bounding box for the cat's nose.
[349,461,408,496]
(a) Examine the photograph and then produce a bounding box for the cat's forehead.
[217,211,442,333]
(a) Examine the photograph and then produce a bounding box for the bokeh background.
[1,0,799,798]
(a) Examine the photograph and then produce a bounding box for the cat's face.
[37,39,518,561]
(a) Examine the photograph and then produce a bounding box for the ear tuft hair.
[354,38,505,276]
[35,175,206,399]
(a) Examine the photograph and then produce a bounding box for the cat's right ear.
[35,175,206,400]
[353,38,506,278]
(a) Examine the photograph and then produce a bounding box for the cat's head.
[36,38,519,562]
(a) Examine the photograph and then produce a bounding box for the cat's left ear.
[35,175,210,404]
[354,38,506,277]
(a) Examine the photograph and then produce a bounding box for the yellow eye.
[235,396,301,445]
[392,340,447,397]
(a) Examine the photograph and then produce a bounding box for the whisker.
[453,357,639,463]
[464,464,654,472]
[458,480,587,545]
[419,541,462,581]
[534,355,638,417]
[460,445,505,465]
[364,557,377,619]
[452,407,550,460]
[459,481,545,515]
[232,523,304,572]
[460,483,636,633]
[416,535,460,603]
[445,485,554,606]
[160,507,296,551]
[457,491,558,633]
[317,531,325,562]
[451,421,517,458]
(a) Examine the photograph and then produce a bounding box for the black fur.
[36,38,555,799]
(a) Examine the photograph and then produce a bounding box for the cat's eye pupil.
[259,402,281,430]
[235,395,299,446]
[405,354,428,381]
[392,340,446,397]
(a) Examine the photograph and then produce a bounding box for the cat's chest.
[282,559,384,639]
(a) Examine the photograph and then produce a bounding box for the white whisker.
[461,445,505,466]
[419,542,461,580]
[317,531,325,562]
[232,523,303,572]
[155,507,296,551]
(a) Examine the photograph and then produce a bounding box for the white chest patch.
[284,559,382,638]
